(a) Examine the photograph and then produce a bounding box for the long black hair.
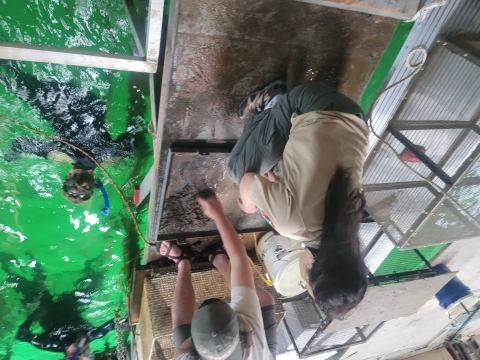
[308,166,368,319]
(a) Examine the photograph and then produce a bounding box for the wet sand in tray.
[158,152,267,235]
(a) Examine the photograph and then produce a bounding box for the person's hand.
[263,170,280,183]
[197,195,225,221]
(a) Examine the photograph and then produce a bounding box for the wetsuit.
[1,66,136,169]
[17,317,116,353]
[16,290,117,353]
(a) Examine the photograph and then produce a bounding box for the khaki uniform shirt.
[248,111,369,243]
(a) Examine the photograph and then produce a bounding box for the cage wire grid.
[156,145,271,241]
[281,296,385,358]
[363,38,480,251]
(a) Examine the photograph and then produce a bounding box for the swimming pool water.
[0,1,154,358]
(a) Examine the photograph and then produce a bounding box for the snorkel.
[96,179,110,216]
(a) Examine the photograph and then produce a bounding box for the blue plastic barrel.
[433,264,473,309]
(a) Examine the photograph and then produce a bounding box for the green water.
[0,1,153,359]
[0,0,135,55]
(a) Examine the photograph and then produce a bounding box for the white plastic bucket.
[257,231,306,297]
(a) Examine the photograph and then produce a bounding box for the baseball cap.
[191,298,243,360]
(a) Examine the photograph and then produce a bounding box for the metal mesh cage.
[157,149,269,239]
[282,297,385,358]
[364,187,436,244]
[465,156,480,178]
[283,300,324,353]
[407,196,480,248]
[358,222,382,252]
[363,234,395,274]
[302,323,382,358]
[363,39,480,250]
[364,133,431,185]
[443,130,480,177]
[303,328,358,357]
[395,43,480,123]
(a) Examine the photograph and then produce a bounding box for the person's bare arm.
[198,195,255,291]
[238,172,259,214]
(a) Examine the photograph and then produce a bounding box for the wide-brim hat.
[191,299,243,360]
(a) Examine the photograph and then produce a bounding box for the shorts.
[228,83,365,184]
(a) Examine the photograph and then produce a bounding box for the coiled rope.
[222,233,274,299]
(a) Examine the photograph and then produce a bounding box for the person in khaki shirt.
[228,82,369,319]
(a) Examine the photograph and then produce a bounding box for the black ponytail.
[308,166,368,319]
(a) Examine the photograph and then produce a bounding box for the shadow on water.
[0,252,112,353]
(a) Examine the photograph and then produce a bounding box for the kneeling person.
[229,82,369,319]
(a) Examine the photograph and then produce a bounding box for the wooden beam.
[129,269,150,324]
[137,165,154,207]
[0,42,157,73]
[145,0,165,64]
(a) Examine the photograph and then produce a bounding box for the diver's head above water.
[62,169,96,204]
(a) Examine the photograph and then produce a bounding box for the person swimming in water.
[0,252,128,359]
[0,62,143,204]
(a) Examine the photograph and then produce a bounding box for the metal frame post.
[0,0,165,73]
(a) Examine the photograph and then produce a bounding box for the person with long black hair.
[228,82,369,319]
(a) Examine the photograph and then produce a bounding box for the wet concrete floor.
[147,0,398,262]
